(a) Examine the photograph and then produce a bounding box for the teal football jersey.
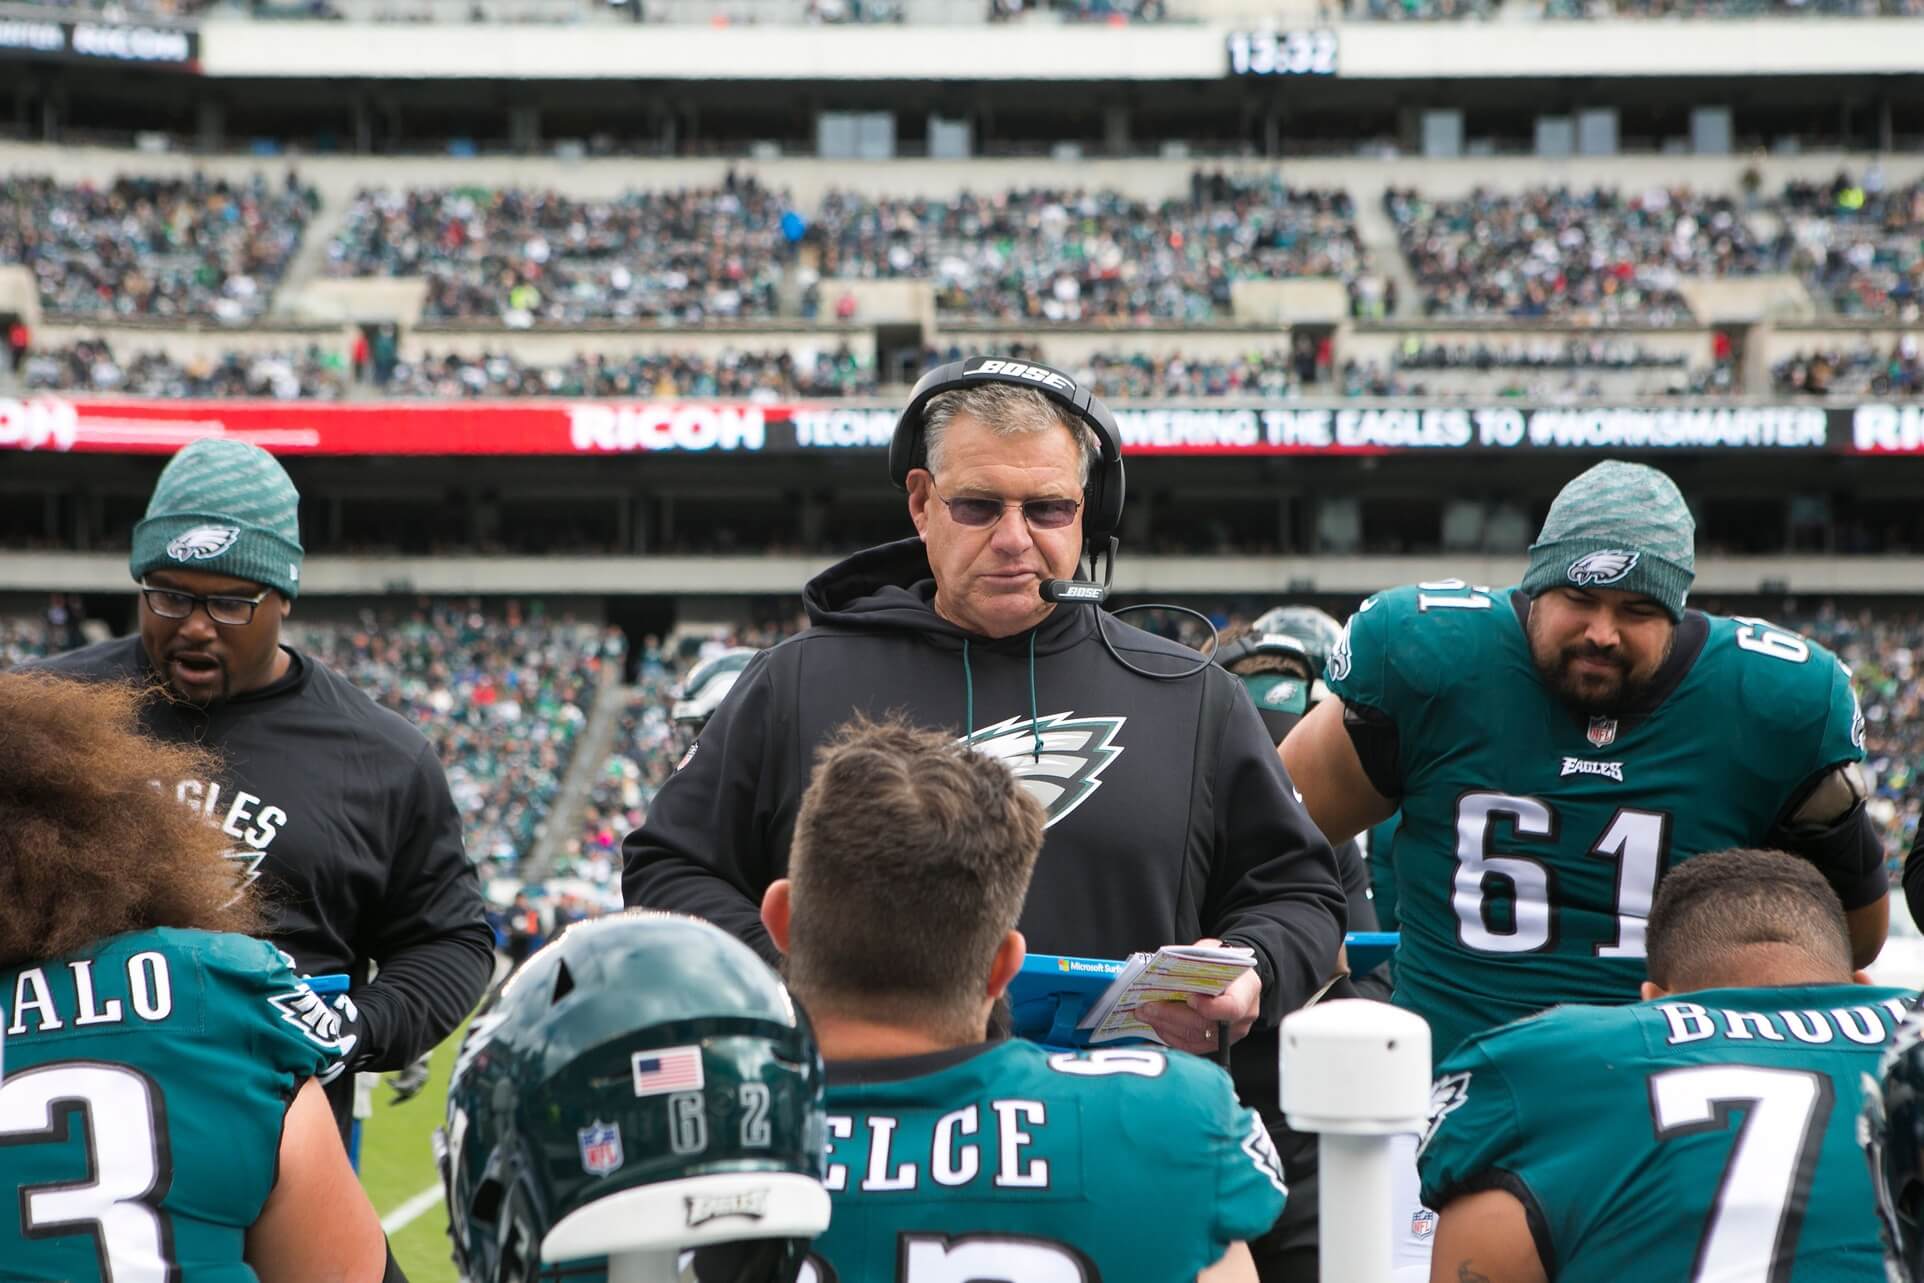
[1326,582,1866,1059]
[1363,812,1402,933]
[1419,984,1914,1283]
[0,928,346,1283]
[811,1040,1286,1283]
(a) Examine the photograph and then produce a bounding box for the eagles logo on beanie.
[130,439,304,599]
[1519,460,1695,621]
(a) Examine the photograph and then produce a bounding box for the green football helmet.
[440,912,829,1283]
[1866,1003,1924,1283]
[1213,605,1345,744]
[1247,605,1345,682]
[673,649,760,732]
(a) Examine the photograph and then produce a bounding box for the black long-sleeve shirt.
[32,637,496,1127]
[624,538,1346,1035]
[1907,824,1924,934]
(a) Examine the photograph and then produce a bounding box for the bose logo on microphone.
[1049,583,1106,602]
[973,360,1073,393]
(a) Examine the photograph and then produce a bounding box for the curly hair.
[0,672,262,969]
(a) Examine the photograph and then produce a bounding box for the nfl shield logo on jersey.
[1410,1209,1438,1240]
[1587,716,1618,748]
[578,1121,624,1177]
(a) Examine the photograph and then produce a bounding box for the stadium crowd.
[381,344,874,397]
[22,339,349,399]
[1383,170,1920,326]
[20,0,216,12]
[1384,184,1762,324]
[326,176,792,324]
[10,165,1924,335]
[922,340,1310,397]
[1773,336,1924,397]
[286,602,623,879]
[1787,606,1924,872]
[560,620,801,909]
[1390,335,1691,373]
[1354,0,1492,18]
[1,173,320,323]
[1544,0,1924,15]
[16,339,877,398]
[808,175,1369,323]
[1777,171,1924,320]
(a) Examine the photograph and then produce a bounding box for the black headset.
[890,356,1127,541]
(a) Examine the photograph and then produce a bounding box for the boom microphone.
[1040,578,1108,605]
[1042,535,1214,680]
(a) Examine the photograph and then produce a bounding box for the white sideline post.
[1281,1000,1433,1283]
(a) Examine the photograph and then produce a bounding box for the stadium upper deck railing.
[5,1,1924,78]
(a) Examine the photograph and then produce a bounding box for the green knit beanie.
[1520,460,1695,621]
[130,440,303,599]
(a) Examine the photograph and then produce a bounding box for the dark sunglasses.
[138,582,271,627]
[933,487,1083,531]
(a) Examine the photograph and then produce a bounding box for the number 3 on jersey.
[0,1063,174,1283]
[1455,793,1671,956]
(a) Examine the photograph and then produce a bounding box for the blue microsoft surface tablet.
[1011,933,1399,1049]
[1008,954,1128,1048]
[1346,931,1398,974]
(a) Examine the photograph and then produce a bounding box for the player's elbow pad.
[1780,800,1887,909]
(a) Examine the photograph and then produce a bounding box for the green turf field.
[358,1020,468,1283]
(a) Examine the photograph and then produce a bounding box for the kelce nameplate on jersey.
[825,1102,1084,1201]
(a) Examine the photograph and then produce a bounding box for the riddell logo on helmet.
[972,359,1073,393]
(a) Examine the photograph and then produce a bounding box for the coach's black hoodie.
[624,537,1346,1035]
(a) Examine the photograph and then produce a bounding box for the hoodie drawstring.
[962,636,975,745]
[960,632,1045,763]
[1027,630,1042,762]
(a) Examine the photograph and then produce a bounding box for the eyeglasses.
[138,582,272,627]
[932,487,1083,531]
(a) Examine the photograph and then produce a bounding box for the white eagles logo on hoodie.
[961,712,1125,829]
[166,525,241,562]
[1565,550,1641,587]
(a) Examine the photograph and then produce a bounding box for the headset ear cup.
[1100,456,1126,537]
[1082,455,1123,539]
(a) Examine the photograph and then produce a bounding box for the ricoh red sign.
[2,394,1920,458]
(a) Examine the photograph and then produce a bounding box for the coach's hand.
[1136,938,1262,1055]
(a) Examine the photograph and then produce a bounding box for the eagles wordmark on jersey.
[1326,580,1867,1060]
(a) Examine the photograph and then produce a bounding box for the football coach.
[30,439,496,1138]
[624,359,1345,1250]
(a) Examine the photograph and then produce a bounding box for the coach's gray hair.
[922,384,1101,487]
